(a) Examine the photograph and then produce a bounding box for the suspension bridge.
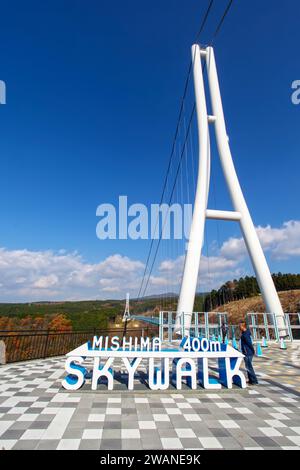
[120,0,292,343]
[1,1,300,452]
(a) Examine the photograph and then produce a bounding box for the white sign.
[62,335,247,391]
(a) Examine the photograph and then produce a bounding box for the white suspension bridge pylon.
[122,292,131,323]
[175,44,286,338]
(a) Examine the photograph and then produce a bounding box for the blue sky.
[0,0,299,301]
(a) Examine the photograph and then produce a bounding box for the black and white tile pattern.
[0,343,300,450]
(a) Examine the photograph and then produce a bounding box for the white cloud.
[157,253,243,292]
[220,236,246,260]
[261,221,300,259]
[0,249,144,302]
[0,220,299,301]
[33,274,59,289]
[221,220,300,261]
[156,220,300,292]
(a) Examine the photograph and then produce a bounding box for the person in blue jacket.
[239,321,258,385]
[221,322,228,344]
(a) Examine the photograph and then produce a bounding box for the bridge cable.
[136,0,215,300]
[140,104,196,299]
[139,0,234,300]
[210,0,234,45]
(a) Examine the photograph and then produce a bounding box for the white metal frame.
[247,312,281,342]
[175,45,286,337]
[285,313,300,341]
[160,311,228,342]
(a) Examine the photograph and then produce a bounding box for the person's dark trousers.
[244,354,258,384]
[222,332,226,344]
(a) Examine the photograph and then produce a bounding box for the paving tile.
[56,439,81,450]
[158,428,177,438]
[219,419,240,429]
[12,439,38,450]
[100,439,122,450]
[1,429,25,440]
[62,428,84,439]
[121,439,142,449]
[175,428,196,438]
[21,429,45,440]
[139,421,156,429]
[198,436,222,449]
[0,439,17,450]
[79,439,101,450]
[252,436,280,447]
[0,343,299,450]
[259,427,282,437]
[180,437,202,449]
[161,437,183,449]
[82,429,103,439]
[102,429,121,440]
[286,435,300,446]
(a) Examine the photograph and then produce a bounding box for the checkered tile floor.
[0,343,300,450]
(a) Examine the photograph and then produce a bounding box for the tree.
[48,314,72,331]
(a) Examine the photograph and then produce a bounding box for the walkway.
[0,343,300,450]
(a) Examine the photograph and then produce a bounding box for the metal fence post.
[43,330,50,359]
[168,312,172,342]
[251,313,257,340]
[195,312,199,337]
[0,340,6,365]
[263,313,270,341]
[204,312,209,339]
[273,314,279,342]
[285,314,292,341]
[159,311,163,341]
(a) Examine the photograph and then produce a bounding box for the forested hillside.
[203,273,300,310]
[0,273,298,331]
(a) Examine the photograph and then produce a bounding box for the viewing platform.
[0,343,300,450]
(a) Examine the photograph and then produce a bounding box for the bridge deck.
[131,315,160,325]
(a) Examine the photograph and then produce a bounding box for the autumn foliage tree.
[48,314,72,331]
[0,316,15,330]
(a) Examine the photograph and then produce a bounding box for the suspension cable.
[138,0,234,300]
[210,0,234,45]
[136,0,215,300]
[140,104,196,298]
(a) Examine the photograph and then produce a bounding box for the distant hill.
[0,300,120,330]
[0,296,177,330]
[0,287,299,331]
[213,289,300,324]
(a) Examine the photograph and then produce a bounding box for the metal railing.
[246,312,300,342]
[285,313,300,340]
[159,311,229,341]
[247,312,280,341]
[159,311,300,343]
[0,326,158,364]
